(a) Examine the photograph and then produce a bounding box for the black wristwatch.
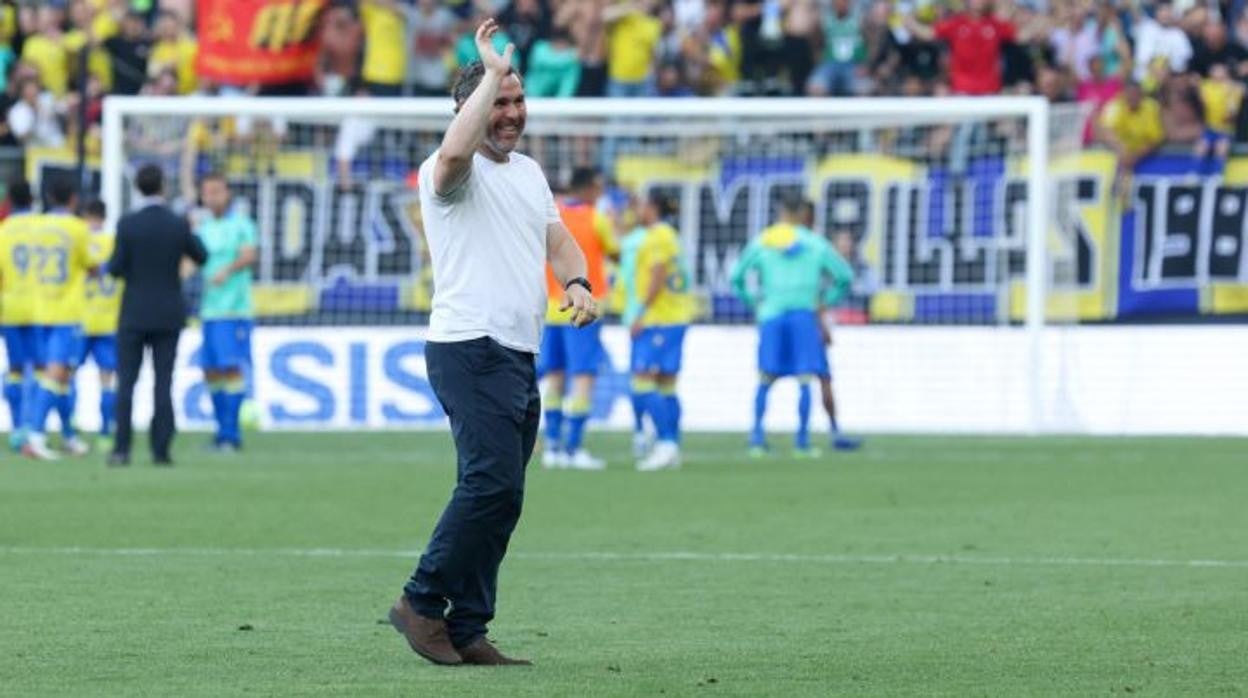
[565,277,592,294]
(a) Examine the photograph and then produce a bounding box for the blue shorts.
[200,319,253,371]
[537,323,604,377]
[3,326,39,370]
[631,325,687,375]
[37,325,84,369]
[79,335,118,372]
[758,310,829,378]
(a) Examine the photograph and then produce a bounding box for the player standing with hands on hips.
[388,19,598,667]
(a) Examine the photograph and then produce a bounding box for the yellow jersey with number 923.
[21,213,94,327]
[0,213,39,326]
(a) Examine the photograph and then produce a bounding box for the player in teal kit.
[196,174,258,452]
[730,197,856,456]
[617,210,651,458]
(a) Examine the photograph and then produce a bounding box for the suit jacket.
[108,203,208,332]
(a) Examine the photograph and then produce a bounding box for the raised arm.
[547,221,599,327]
[433,20,515,197]
[603,1,640,25]
[902,14,937,43]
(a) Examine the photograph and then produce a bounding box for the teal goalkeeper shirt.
[618,225,649,325]
[730,223,855,323]
[526,40,581,97]
[198,209,258,320]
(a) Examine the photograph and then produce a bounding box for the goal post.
[101,94,1068,434]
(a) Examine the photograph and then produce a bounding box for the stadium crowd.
[0,0,1245,169]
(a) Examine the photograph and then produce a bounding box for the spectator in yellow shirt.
[148,10,197,95]
[696,0,741,95]
[1197,62,1243,163]
[21,7,70,97]
[90,0,122,43]
[1098,81,1165,170]
[65,0,114,92]
[360,0,406,96]
[604,0,662,97]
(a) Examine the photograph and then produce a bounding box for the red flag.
[197,0,326,86]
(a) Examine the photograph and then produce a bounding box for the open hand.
[475,19,515,76]
[560,285,599,328]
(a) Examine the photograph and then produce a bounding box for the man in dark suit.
[106,165,207,466]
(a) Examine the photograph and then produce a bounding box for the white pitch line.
[0,546,1246,569]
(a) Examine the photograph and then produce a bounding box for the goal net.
[101,96,1086,433]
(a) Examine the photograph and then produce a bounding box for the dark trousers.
[404,337,541,648]
[115,328,180,459]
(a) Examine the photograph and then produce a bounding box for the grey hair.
[450,61,520,106]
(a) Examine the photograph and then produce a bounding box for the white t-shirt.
[1132,20,1192,80]
[8,93,65,148]
[418,149,560,353]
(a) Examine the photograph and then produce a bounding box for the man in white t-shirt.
[388,19,598,668]
[7,76,65,148]
[1132,2,1192,81]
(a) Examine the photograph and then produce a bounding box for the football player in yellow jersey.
[20,180,96,460]
[629,192,695,471]
[0,180,40,451]
[77,200,120,448]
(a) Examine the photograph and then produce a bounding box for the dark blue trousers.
[404,336,541,648]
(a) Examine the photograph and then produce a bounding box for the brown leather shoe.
[458,637,532,666]
[388,596,462,666]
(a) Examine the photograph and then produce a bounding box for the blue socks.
[209,376,246,447]
[56,384,76,439]
[659,387,681,445]
[209,385,226,443]
[26,375,62,436]
[648,390,675,442]
[630,392,646,434]
[543,407,564,453]
[221,379,246,447]
[796,381,812,450]
[751,381,771,446]
[4,372,22,432]
[631,377,655,438]
[100,388,116,436]
[563,396,590,454]
[752,378,814,450]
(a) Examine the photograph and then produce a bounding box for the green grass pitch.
[2,433,1246,696]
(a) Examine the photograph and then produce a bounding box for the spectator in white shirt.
[1050,6,1098,81]
[1132,1,1193,81]
[7,76,64,148]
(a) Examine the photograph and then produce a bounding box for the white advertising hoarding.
[34,325,1248,436]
